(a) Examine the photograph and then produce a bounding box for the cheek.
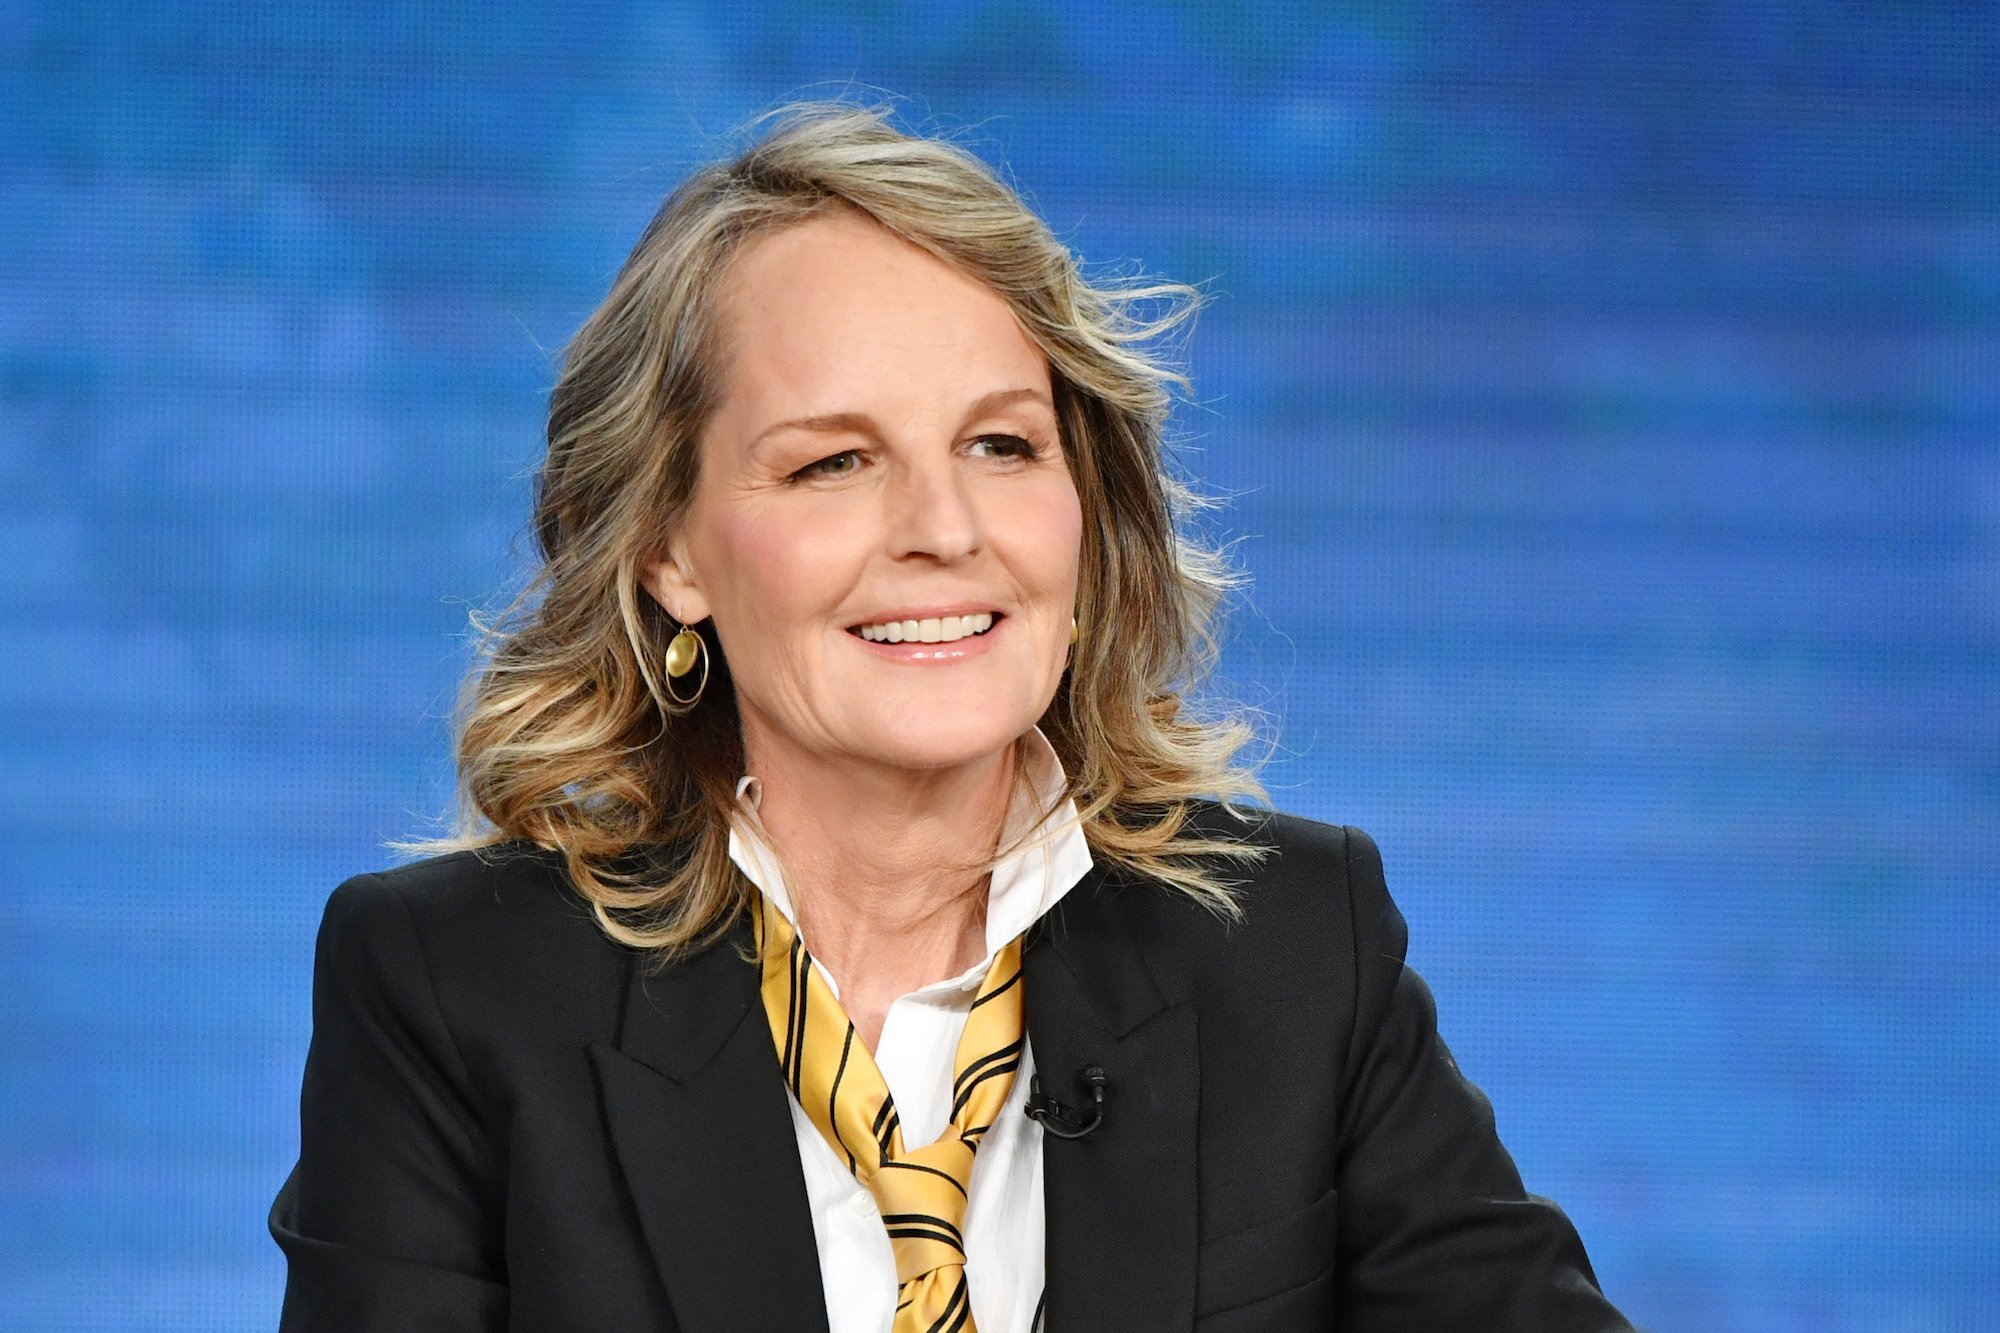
[1023,477,1085,596]
[699,505,856,637]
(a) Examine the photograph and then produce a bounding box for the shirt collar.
[727,726,1094,993]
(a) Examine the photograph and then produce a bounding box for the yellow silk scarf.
[754,892,1025,1333]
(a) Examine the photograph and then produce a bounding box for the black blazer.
[270,805,1632,1331]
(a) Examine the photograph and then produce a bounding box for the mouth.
[846,611,1001,645]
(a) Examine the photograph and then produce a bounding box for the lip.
[843,604,1003,630]
[843,607,1005,663]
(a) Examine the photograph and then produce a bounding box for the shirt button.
[849,1191,878,1219]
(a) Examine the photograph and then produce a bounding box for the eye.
[968,434,1042,461]
[793,449,862,480]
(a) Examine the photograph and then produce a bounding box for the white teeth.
[855,612,997,643]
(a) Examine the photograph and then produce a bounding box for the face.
[642,208,1084,783]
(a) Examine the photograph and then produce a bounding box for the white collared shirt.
[727,728,1093,1333]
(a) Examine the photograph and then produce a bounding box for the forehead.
[707,208,1051,424]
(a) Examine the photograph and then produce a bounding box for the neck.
[742,729,1022,1006]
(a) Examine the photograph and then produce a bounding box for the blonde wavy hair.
[424,101,1266,958]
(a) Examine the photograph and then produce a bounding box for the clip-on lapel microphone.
[1023,1064,1110,1139]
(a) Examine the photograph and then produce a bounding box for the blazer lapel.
[1027,867,1200,1332]
[589,916,831,1333]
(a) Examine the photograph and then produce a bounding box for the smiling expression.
[642,207,1085,780]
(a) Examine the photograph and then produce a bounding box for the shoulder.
[1086,800,1405,986]
[312,843,636,1051]
[319,843,610,974]
[1069,803,1414,1101]
[1165,800,1396,941]
[1166,798,1381,872]
[1191,800,1381,871]
[325,842,598,944]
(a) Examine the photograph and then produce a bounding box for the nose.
[885,451,981,563]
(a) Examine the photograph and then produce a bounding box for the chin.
[848,707,1032,774]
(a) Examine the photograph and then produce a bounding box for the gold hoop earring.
[662,623,709,708]
[1069,615,1078,646]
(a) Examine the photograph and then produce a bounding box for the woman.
[270,103,1633,1331]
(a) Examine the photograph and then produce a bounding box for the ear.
[638,535,711,627]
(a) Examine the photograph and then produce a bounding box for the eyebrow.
[746,386,1057,454]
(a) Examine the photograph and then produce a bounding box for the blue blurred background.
[4,3,1996,1329]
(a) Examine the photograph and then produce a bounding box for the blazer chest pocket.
[1194,1184,1338,1319]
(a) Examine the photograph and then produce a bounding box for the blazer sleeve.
[269,873,508,1331]
[1334,826,1634,1332]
